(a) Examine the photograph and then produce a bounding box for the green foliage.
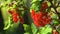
[38,25,52,34]
[31,23,38,34]
[5,22,20,34]
[31,0,42,4]
[47,2,51,7]
[31,4,40,11]
[6,0,12,3]
[4,16,11,30]
[23,0,28,7]
[51,13,60,25]
[52,19,60,26]
[31,1,42,11]
[47,8,51,12]
[24,33,30,34]
[23,24,33,34]
[0,0,60,34]
[51,13,58,19]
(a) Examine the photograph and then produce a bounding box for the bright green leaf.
[31,23,37,34]
[39,25,52,34]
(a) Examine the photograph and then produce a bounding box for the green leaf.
[52,18,60,26]
[24,32,30,34]
[39,25,52,34]
[6,0,12,3]
[31,0,42,11]
[5,22,20,34]
[47,8,51,12]
[47,2,51,7]
[31,0,42,4]
[31,23,37,34]
[23,0,28,4]
[23,24,33,34]
[31,3,41,11]
[4,16,11,30]
[51,13,58,19]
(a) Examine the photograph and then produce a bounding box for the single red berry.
[13,17,18,23]
[12,13,19,23]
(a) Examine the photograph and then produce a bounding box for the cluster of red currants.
[8,9,24,24]
[31,10,52,27]
[31,2,52,27]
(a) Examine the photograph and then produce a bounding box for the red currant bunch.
[8,9,24,24]
[8,9,19,23]
[31,9,52,27]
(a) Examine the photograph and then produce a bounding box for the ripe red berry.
[13,17,18,23]
[12,13,19,23]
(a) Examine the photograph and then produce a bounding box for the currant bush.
[0,0,60,34]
